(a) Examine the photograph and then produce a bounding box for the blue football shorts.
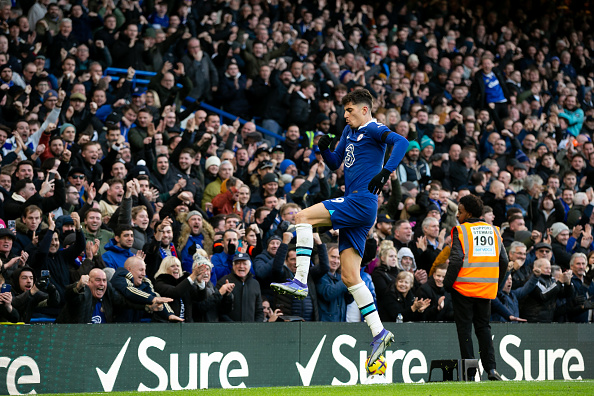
[322,192,378,258]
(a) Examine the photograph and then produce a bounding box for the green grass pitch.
[43,380,594,396]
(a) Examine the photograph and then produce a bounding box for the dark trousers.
[451,290,496,373]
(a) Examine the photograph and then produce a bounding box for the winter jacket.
[371,264,400,301]
[491,275,538,322]
[101,239,134,270]
[154,273,199,322]
[58,281,144,323]
[216,272,263,322]
[271,242,328,321]
[567,275,594,323]
[520,275,573,323]
[316,271,352,322]
[377,283,420,322]
[192,280,233,322]
[415,277,454,322]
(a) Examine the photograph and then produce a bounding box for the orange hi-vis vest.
[451,221,502,299]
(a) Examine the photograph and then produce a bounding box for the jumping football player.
[271,89,409,368]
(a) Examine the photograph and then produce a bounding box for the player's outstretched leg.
[342,248,394,369]
[270,223,313,299]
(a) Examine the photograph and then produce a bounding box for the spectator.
[371,243,399,302]
[567,253,594,323]
[316,245,353,322]
[178,211,214,271]
[216,252,263,322]
[191,253,234,323]
[520,258,573,323]
[102,226,135,270]
[491,272,536,323]
[415,263,454,322]
[10,266,60,322]
[377,271,430,322]
[154,256,209,322]
[271,232,328,321]
[110,256,182,322]
[58,268,158,323]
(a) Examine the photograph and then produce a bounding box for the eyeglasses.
[70,175,85,179]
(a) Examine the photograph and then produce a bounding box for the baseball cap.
[505,189,516,197]
[258,160,274,170]
[271,144,284,153]
[44,90,58,101]
[233,252,251,263]
[255,147,269,157]
[533,242,552,251]
[132,87,146,97]
[377,214,395,223]
[106,111,122,125]
[514,163,528,171]
[551,56,560,62]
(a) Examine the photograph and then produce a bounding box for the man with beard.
[129,109,164,161]
[150,155,186,202]
[99,178,124,225]
[396,141,431,188]
[144,217,177,281]
[72,141,103,189]
[561,95,584,137]
[178,210,214,272]
[33,213,86,304]
[101,226,135,270]
[83,208,113,256]
[173,148,203,204]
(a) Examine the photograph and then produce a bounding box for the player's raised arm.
[368,130,409,194]
[320,129,347,171]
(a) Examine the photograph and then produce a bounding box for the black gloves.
[583,300,594,310]
[368,168,391,194]
[317,134,333,152]
[575,295,587,306]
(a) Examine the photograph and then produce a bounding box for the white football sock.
[349,282,384,336]
[294,223,313,284]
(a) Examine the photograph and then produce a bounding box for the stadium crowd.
[0,0,593,324]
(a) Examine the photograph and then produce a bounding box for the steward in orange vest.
[444,194,508,381]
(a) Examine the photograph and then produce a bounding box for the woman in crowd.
[377,271,431,322]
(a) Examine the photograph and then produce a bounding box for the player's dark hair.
[341,88,373,109]
[459,194,483,218]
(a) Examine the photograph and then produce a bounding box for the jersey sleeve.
[373,124,409,173]
[321,126,348,171]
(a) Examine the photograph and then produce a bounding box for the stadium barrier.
[104,68,285,142]
[1,322,593,394]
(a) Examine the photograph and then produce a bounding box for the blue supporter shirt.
[322,119,409,196]
[92,300,106,324]
[482,72,506,104]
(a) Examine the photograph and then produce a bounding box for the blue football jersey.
[322,119,408,196]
